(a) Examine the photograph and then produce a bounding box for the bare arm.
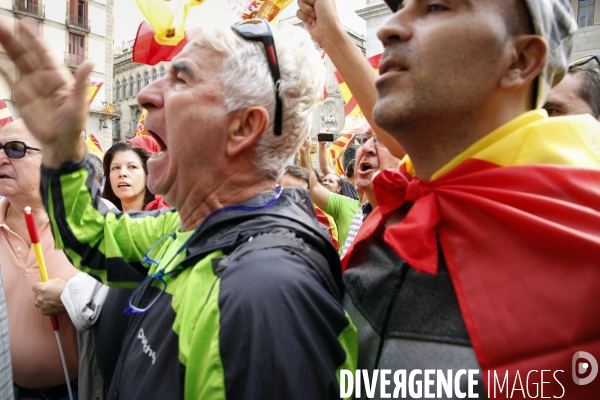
[318,142,335,176]
[297,0,405,159]
[0,17,91,169]
[297,136,331,211]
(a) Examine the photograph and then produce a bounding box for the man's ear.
[500,35,548,93]
[226,107,269,158]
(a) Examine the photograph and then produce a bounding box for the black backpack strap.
[211,231,341,301]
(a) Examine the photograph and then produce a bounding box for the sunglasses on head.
[569,55,600,69]
[0,141,41,159]
[232,19,283,136]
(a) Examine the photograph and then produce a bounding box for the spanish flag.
[0,100,13,127]
[87,82,103,106]
[241,0,295,22]
[344,110,600,398]
[86,134,104,158]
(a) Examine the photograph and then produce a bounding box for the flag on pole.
[101,101,115,115]
[334,53,382,130]
[86,134,104,158]
[0,100,14,127]
[134,109,149,136]
[87,82,103,106]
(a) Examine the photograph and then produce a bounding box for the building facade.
[0,0,115,151]
[355,0,600,63]
[111,40,168,144]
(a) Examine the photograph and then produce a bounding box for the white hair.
[187,23,325,181]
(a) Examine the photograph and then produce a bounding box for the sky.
[113,0,367,47]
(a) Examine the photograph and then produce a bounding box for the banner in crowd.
[240,0,294,21]
[86,133,104,158]
[0,100,14,127]
[134,109,149,137]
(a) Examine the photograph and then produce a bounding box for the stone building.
[355,0,600,62]
[0,0,115,151]
[111,39,168,144]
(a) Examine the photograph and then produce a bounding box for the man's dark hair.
[345,160,355,179]
[569,63,600,118]
[88,153,104,185]
[284,165,310,189]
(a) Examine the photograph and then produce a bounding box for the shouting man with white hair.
[0,18,356,399]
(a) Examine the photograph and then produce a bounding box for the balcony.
[65,53,87,67]
[66,13,90,32]
[13,1,45,19]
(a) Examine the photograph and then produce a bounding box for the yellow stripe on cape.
[401,110,600,181]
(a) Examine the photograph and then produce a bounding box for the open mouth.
[148,130,167,158]
[117,182,131,188]
[360,162,374,173]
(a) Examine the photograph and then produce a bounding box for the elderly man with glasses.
[0,120,80,400]
[0,18,357,399]
[299,0,600,397]
[544,55,600,120]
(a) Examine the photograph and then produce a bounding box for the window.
[135,109,142,123]
[144,71,150,86]
[152,69,158,81]
[579,0,596,28]
[67,33,84,65]
[136,75,142,94]
[129,77,134,97]
[160,66,166,77]
[122,80,126,99]
[115,81,120,100]
[115,119,121,139]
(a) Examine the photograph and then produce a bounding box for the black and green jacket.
[41,156,357,399]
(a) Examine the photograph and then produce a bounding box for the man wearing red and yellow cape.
[299,0,600,397]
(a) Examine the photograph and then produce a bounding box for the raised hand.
[296,0,343,46]
[0,16,93,168]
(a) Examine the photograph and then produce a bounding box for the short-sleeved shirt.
[324,193,361,255]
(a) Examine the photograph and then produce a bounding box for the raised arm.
[297,136,331,211]
[0,17,90,169]
[297,0,405,159]
[318,141,335,176]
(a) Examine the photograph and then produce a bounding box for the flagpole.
[23,207,74,400]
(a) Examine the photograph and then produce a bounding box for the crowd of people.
[0,0,599,398]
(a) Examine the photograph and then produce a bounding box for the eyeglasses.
[0,141,41,159]
[383,0,401,12]
[355,134,386,148]
[124,186,285,315]
[569,55,600,70]
[232,19,283,136]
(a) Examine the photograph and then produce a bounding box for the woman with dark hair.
[102,142,155,211]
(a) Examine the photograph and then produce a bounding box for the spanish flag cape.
[343,110,600,398]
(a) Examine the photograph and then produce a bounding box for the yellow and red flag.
[134,109,149,137]
[87,82,103,106]
[241,0,294,22]
[344,110,600,398]
[334,53,381,131]
[86,133,104,158]
[0,100,14,127]
[101,101,115,115]
[325,132,357,175]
